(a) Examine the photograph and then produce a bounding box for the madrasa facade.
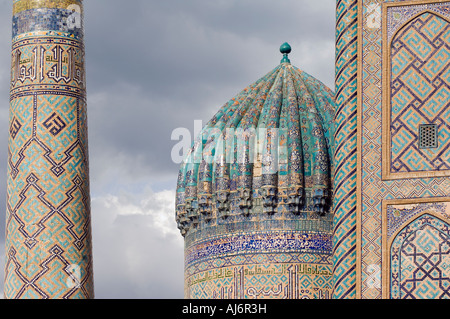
[175,0,450,299]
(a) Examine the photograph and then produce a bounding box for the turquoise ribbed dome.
[176,56,335,237]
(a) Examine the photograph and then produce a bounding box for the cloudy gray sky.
[0,0,335,299]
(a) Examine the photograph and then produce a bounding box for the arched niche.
[383,10,450,180]
[389,212,450,299]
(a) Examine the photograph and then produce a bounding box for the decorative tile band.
[185,261,333,299]
[12,1,83,39]
[10,35,85,96]
[13,0,82,15]
[185,231,333,268]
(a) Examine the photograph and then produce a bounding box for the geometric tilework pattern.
[360,1,386,297]
[390,12,450,174]
[332,0,358,299]
[186,261,333,300]
[185,244,333,299]
[390,214,450,299]
[5,0,93,299]
[185,231,334,299]
[360,0,450,299]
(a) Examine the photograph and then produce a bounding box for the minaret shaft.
[5,0,94,299]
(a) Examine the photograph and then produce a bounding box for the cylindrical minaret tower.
[176,44,336,299]
[5,0,94,299]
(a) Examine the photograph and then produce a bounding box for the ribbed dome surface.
[176,61,335,237]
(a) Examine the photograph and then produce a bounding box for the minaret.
[5,0,94,299]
